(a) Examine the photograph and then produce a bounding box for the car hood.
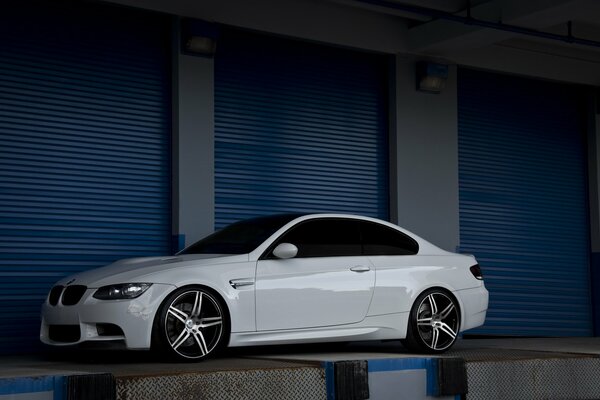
[55,253,249,288]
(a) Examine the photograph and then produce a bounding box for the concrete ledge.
[2,339,600,400]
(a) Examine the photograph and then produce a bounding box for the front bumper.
[40,283,175,349]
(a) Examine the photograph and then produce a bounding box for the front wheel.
[402,289,460,354]
[153,286,229,361]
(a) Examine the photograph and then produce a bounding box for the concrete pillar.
[173,53,215,248]
[587,91,600,335]
[393,55,460,252]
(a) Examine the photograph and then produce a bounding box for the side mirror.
[272,243,298,259]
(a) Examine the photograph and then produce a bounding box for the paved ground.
[457,337,600,355]
[1,338,600,378]
[239,337,600,361]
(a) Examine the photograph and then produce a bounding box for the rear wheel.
[154,286,228,361]
[402,289,460,353]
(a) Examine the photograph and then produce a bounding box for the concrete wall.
[589,100,600,253]
[176,54,215,245]
[139,0,600,253]
[107,0,408,54]
[394,57,460,251]
[172,35,462,251]
[450,39,600,87]
[589,99,600,334]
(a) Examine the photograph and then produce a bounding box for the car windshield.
[178,214,304,255]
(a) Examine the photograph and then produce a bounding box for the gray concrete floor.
[456,337,600,355]
[1,338,600,379]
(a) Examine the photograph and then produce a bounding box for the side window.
[360,221,419,256]
[274,219,361,258]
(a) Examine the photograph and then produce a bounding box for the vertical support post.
[175,21,216,246]
[587,88,600,336]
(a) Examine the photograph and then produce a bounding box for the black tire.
[402,288,460,354]
[153,286,229,361]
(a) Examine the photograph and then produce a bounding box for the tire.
[153,286,229,361]
[402,289,460,354]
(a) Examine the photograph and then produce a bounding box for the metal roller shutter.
[0,2,171,353]
[458,68,591,336]
[214,30,389,228]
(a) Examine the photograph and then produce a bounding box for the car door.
[255,218,375,331]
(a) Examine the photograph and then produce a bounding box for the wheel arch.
[402,285,462,353]
[151,283,232,352]
[411,285,464,331]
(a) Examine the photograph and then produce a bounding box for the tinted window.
[273,219,361,258]
[179,214,303,255]
[360,221,419,255]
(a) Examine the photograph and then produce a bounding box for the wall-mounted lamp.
[185,36,217,55]
[416,61,448,94]
[181,18,219,57]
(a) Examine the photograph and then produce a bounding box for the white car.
[40,214,488,361]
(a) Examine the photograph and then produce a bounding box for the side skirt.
[228,312,408,347]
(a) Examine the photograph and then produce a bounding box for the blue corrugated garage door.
[214,30,389,228]
[458,68,591,336]
[0,2,171,353]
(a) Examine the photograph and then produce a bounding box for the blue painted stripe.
[367,358,439,396]
[322,362,336,400]
[0,376,64,398]
[367,358,430,372]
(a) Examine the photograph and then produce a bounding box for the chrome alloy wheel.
[164,289,224,359]
[415,292,459,351]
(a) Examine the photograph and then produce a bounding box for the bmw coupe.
[40,214,488,361]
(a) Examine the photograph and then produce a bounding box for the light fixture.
[416,61,448,94]
[181,18,219,57]
[185,36,216,55]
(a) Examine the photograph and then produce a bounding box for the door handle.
[350,265,370,273]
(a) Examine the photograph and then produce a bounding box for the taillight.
[470,264,483,280]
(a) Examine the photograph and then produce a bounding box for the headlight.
[93,283,152,300]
